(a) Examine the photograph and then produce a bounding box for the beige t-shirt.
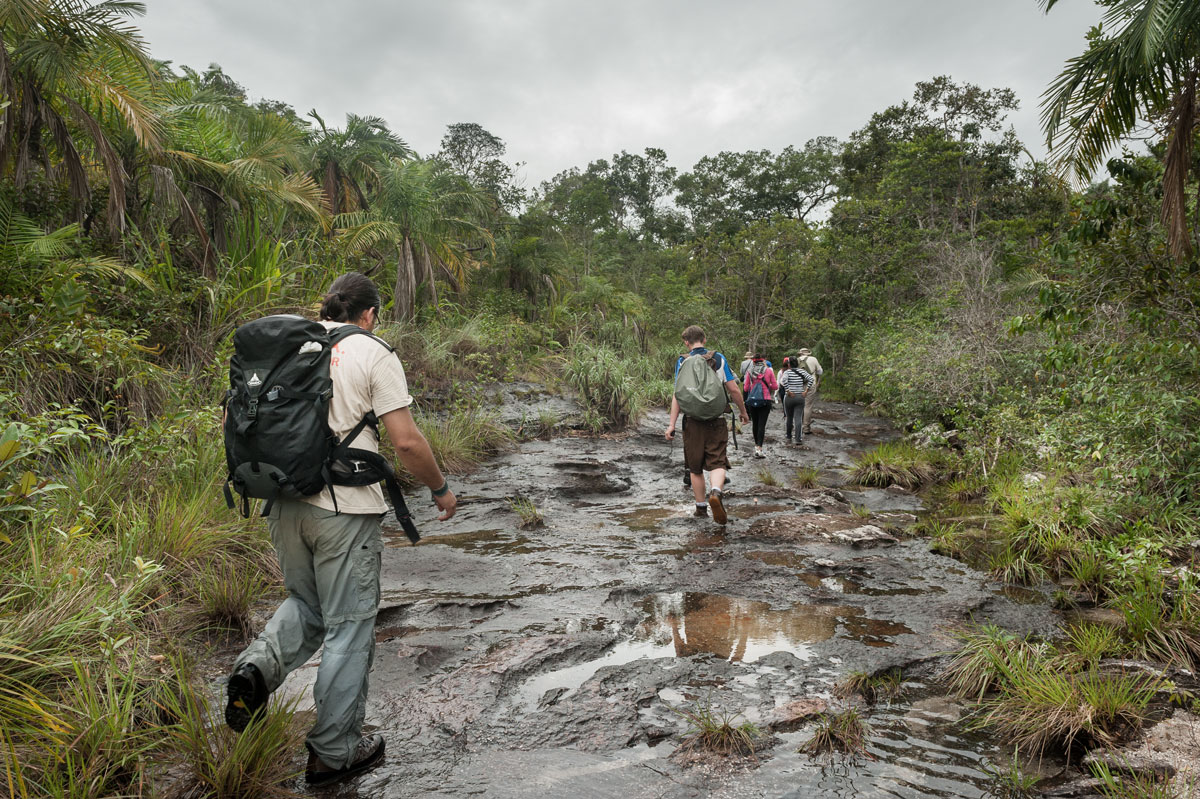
[302,321,413,514]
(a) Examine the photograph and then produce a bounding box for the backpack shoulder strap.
[329,324,395,353]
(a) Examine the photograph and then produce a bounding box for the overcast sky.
[139,1,1104,190]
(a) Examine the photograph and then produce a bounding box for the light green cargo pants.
[234,500,383,770]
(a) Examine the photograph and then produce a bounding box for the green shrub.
[562,340,643,431]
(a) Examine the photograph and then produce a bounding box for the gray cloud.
[141,0,1103,189]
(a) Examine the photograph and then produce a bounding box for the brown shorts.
[682,415,730,474]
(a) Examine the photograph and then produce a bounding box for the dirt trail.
[274,399,1060,798]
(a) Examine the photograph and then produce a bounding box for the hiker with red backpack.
[221,273,456,786]
[665,325,749,525]
[742,355,778,459]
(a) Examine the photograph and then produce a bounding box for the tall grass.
[848,441,937,489]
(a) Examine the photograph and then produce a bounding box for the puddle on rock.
[746,550,807,569]
[614,507,679,531]
[385,527,548,554]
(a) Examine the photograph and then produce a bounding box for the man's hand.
[664,425,675,441]
[739,411,750,425]
[434,489,457,521]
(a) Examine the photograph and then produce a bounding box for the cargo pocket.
[350,536,383,616]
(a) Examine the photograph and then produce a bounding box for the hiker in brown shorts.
[665,325,749,525]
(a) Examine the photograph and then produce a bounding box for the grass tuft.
[673,701,764,758]
[799,708,872,758]
[835,668,903,704]
[507,496,545,530]
[848,441,937,490]
[756,467,780,487]
[793,467,820,488]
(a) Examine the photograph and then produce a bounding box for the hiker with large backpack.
[665,325,750,525]
[779,358,815,445]
[742,354,778,459]
[796,347,824,435]
[222,273,457,787]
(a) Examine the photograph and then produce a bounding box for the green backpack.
[675,353,728,421]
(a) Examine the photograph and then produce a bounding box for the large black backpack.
[222,314,419,543]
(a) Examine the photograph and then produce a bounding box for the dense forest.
[3,1,1200,796]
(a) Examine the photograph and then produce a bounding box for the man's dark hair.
[681,325,706,346]
[320,273,381,323]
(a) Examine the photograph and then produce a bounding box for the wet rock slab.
[330,403,1063,797]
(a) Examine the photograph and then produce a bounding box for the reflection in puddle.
[638,592,837,662]
[517,592,915,710]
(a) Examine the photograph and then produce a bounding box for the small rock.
[813,558,839,569]
[764,698,828,732]
[831,525,899,548]
[885,484,909,494]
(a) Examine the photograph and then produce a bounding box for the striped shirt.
[779,367,814,397]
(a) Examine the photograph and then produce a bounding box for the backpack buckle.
[247,399,258,418]
[267,387,281,402]
[349,459,368,474]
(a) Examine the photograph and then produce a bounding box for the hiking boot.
[306,734,386,786]
[708,489,727,525]
[694,504,708,518]
[225,662,268,733]
[682,470,691,490]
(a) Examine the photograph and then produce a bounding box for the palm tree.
[0,0,160,234]
[337,158,493,321]
[1041,0,1200,259]
[308,112,411,216]
[149,68,325,269]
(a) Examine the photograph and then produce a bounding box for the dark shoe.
[682,470,691,489]
[803,427,813,435]
[694,505,708,518]
[225,663,268,733]
[708,489,727,525]
[306,735,386,786]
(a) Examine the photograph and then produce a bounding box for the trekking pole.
[730,409,739,451]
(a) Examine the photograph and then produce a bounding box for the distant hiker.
[779,358,815,445]
[742,355,778,459]
[665,325,750,525]
[796,348,824,435]
[739,351,754,377]
[776,356,791,406]
[223,273,457,787]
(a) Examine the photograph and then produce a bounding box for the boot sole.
[708,493,727,525]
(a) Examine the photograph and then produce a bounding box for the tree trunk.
[393,236,417,322]
[1162,68,1197,261]
[418,243,439,315]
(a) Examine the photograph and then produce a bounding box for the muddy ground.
[258,399,1071,798]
